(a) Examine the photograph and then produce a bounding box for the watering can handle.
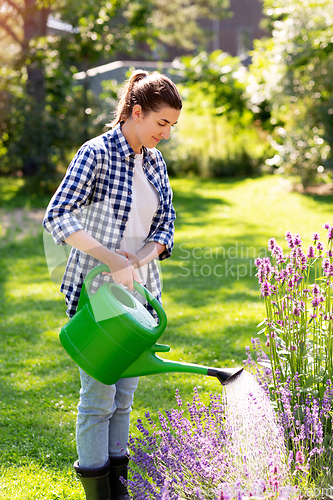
[77,265,167,335]
[77,264,111,312]
[132,281,167,336]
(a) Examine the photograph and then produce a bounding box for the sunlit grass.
[1,175,333,498]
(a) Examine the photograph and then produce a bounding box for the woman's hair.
[109,70,182,127]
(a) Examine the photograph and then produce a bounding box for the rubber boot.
[74,459,111,500]
[109,456,129,499]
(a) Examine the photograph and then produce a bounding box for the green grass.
[1,175,333,498]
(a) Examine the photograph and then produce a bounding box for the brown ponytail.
[109,69,182,127]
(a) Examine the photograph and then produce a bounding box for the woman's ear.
[132,104,142,123]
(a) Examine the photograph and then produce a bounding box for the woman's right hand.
[64,230,141,290]
[102,251,141,290]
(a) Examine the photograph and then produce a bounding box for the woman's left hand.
[116,249,140,269]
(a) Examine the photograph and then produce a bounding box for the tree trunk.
[21,0,49,176]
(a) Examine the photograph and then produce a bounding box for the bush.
[247,0,333,187]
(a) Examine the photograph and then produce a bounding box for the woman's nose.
[161,128,171,140]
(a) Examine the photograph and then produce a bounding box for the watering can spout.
[120,344,244,386]
[207,367,244,386]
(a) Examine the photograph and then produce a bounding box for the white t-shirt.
[120,152,160,284]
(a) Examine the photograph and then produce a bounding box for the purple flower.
[323,223,331,230]
[312,296,321,307]
[317,241,324,253]
[285,263,294,276]
[307,246,315,258]
[323,259,330,273]
[312,232,320,242]
[295,450,305,464]
[285,231,294,248]
[268,238,276,251]
[260,281,271,297]
[328,227,333,240]
[273,244,283,256]
[293,233,302,247]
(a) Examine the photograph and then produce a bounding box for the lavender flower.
[260,281,271,297]
[293,233,302,247]
[268,237,277,251]
[254,225,333,487]
[127,383,292,499]
[307,246,315,258]
[312,232,320,243]
[327,227,333,240]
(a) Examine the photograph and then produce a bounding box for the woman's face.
[134,105,181,150]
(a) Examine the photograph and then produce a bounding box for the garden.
[2,0,333,498]
[1,175,333,498]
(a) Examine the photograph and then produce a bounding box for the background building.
[208,0,266,58]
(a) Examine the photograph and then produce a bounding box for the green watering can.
[59,265,243,386]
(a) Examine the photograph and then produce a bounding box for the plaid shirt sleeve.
[43,144,97,245]
[146,150,176,261]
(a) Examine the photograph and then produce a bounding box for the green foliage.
[177,51,249,120]
[0,45,103,192]
[248,0,333,187]
[0,0,231,186]
[147,0,230,53]
[159,51,272,177]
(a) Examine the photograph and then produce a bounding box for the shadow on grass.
[161,232,267,310]
[172,188,230,228]
[0,233,81,468]
[301,192,333,207]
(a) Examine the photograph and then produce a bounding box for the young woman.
[43,70,182,500]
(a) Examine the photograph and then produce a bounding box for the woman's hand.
[64,229,141,290]
[116,249,140,269]
[116,242,166,270]
[102,252,141,290]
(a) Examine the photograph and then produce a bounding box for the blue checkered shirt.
[43,124,175,318]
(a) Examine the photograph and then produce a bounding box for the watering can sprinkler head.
[207,367,244,386]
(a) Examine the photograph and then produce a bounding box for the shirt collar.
[113,123,135,160]
[112,123,151,163]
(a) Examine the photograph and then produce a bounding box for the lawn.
[0,175,333,499]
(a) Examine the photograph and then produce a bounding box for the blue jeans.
[76,368,139,468]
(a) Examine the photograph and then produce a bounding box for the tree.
[0,0,229,184]
[247,0,333,187]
